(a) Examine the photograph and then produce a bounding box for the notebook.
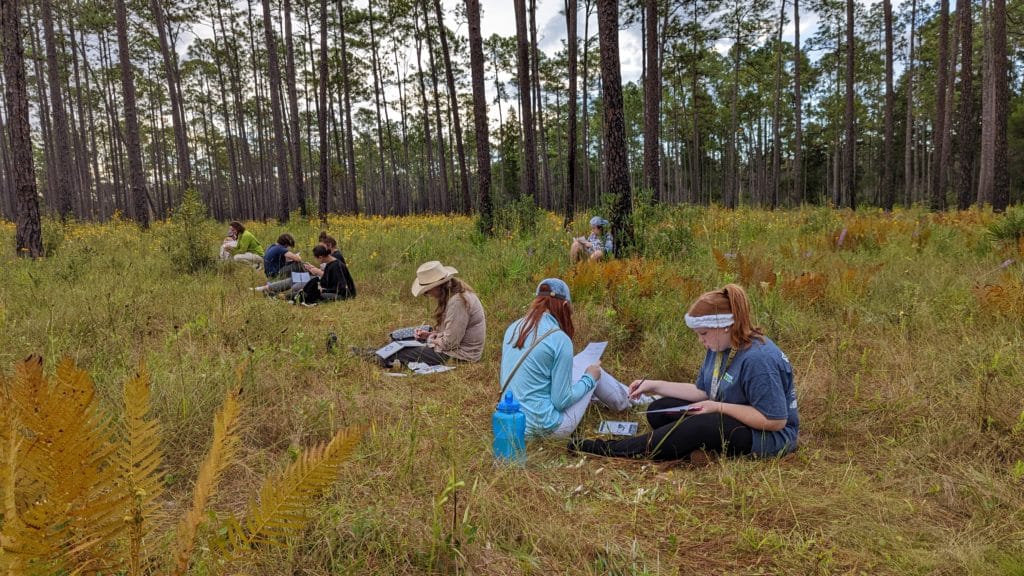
[390,325,432,341]
[291,271,311,284]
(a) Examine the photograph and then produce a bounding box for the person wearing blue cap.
[571,216,614,262]
[499,278,629,438]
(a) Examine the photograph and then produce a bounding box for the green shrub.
[166,189,216,273]
[986,206,1024,244]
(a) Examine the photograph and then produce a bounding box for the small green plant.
[167,189,216,273]
[986,206,1024,245]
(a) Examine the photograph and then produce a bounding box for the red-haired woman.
[500,278,630,438]
[571,283,799,460]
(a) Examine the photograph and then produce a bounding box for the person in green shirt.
[222,221,264,269]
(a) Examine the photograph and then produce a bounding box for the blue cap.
[497,391,521,413]
[536,278,571,302]
[589,216,609,227]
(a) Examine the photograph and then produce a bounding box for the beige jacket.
[428,291,486,362]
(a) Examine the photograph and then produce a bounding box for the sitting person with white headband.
[569,283,799,461]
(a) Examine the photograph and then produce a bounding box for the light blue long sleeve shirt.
[500,313,596,436]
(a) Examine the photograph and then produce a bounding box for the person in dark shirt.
[318,231,347,264]
[300,245,355,305]
[256,233,305,295]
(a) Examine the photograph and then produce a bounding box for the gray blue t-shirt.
[695,337,798,456]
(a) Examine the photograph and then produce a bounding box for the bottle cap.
[497,391,520,413]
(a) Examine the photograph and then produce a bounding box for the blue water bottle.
[492,392,526,465]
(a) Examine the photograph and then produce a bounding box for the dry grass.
[0,206,1021,574]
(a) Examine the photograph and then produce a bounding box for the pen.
[630,376,647,399]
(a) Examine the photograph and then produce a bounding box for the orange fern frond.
[114,364,164,576]
[226,427,362,562]
[171,386,242,576]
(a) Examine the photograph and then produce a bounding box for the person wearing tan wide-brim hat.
[372,261,487,369]
[411,261,459,297]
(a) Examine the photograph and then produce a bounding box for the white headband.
[684,313,734,329]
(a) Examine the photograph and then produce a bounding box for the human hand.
[687,400,722,414]
[414,328,430,341]
[585,362,601,381]
[628,378,655,399]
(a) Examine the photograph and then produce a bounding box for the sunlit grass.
[0,205,1021,573]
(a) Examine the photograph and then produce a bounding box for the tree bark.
[513,0,537,202]
[115,0,151,227]
[466,0,493,235]
[150,0,192,192]
[596,0,633,254]
[793,0,802,205]
[643,0,661,203]
[261,0,291,222]
[40,0,73,220]
[338,0,358,214]
[843,0,855,210]
[283,0,307,217]
[564,0,578,227]
[432,0,471,214]
[904,0,916,206]
[881,0,895,210]
[317,0,330,221]
[2,0,43,256]
[929,0,950,210]
[955,0,975,210]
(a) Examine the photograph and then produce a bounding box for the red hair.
[687,283,764,349]
[511,285,575,348]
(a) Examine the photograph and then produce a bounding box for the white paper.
[598,420,639,436]
[572,342,607,382]
[408,362,456,375]
[291,271,311,284]
[375,339,426,359]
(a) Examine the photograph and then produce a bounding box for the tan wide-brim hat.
[411,261,458,297]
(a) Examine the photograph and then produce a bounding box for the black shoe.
[567,438,610,456]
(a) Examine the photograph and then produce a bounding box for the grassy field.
[1,205,1022,575]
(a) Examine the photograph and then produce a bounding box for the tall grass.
[0,205,1021,574]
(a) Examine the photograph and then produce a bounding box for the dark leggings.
[601,397,753,461]
[379,345,449,367]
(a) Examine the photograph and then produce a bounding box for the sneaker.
[567,438,611,456]
[300,301,317,308]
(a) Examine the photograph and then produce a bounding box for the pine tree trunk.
[881,0,895,210]
[466,0,493,234]
[904,0,916,206]
[529,0,552,209]
[793,0,802,205]
[643,0,661,203]
[596,0,633,254]
[930,0,950,210]
[40,0,73,220]
[769,0,786,209]
[283,0,307,217]
[115,0,151,227]
[955,0,975,210]
[513,0,537,202]
[338,0,358,214]
[2,0,43,256]
[150,0,192,192]
[564,0,578,227]
[843,0,856,210]
[432,0,470,214]
[317,0,330,221]
[261,0,291,222]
